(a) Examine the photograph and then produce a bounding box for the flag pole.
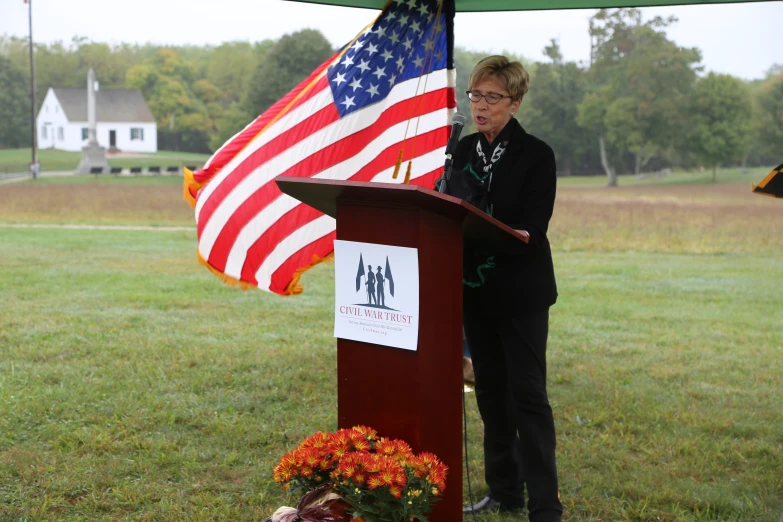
[28,0,39,180]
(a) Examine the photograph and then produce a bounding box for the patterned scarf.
[463,122,514,288]
[475,138,508,175]
[473,129,509,216]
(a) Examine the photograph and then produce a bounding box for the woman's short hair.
[469,55,530,101]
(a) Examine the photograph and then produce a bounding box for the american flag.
[184,0,456,295]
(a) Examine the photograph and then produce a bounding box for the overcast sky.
[2,0,782,80]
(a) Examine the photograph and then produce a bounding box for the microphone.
[445,112,468,162]
[439,112,468,193]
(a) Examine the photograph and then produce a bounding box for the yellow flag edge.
[195,245,335,295]
[196,251,255,290]
[183,167,198,208]
[284,252,335,295]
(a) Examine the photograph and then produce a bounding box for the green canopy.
[285,0,773,11]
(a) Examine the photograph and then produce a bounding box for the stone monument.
[76,68,109,174]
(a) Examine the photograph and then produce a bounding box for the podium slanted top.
[275,177,528,254]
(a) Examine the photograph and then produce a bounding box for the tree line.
[1,8,780,184]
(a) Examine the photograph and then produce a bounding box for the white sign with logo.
[333,240,419,351]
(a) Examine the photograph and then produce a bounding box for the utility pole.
[28,0,39,180]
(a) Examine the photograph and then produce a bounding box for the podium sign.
[333,240,420,351]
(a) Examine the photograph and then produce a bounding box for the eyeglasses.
[466,90,512,104]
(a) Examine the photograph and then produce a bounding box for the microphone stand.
[438,155,454,193]
[438,113,466,194]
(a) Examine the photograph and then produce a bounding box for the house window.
[82,128,88,140]
[45,106,49,113]
[42,126,48,139]
[130,128,144,141]
[58,127,64,140]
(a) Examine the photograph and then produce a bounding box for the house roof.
[51,88,156,123]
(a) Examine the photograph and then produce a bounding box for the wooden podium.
[276,177,528,522]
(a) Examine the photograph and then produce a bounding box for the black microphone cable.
[463,367,479,522]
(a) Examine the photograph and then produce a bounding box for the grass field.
[1,172,781,521]
[557,165,771,188]
[0,148,211,173]
[0,176,194,227]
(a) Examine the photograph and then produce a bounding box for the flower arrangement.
[269,425,448,522]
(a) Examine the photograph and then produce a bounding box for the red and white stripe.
[193,55,456,294]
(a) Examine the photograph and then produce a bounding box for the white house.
[37,87,157,153]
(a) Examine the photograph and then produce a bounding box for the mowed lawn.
[0,172,781,521]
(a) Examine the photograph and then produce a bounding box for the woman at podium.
[452,55,563,522]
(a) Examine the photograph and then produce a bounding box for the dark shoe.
[463,496,524,514]
[529,510,562,522]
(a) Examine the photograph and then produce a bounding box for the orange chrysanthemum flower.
[272,459,297,483]
[392,439,413,457]
[352,425,378,440]
[378,468,395,486]
[418,452,440,467]
[301,431,330,449]
[351,436,371,452]
[404,455,424,477]
[361,453,382,473]
[426,469,447,491]
[336,453,361,478]
[302,448,321,467]
[272,426,447,520]
[374,438,396,456]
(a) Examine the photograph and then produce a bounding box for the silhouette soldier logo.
[354,254,396,310]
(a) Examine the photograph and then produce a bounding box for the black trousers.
[463,299,563,522]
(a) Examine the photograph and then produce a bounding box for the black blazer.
[452,118,558,316]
